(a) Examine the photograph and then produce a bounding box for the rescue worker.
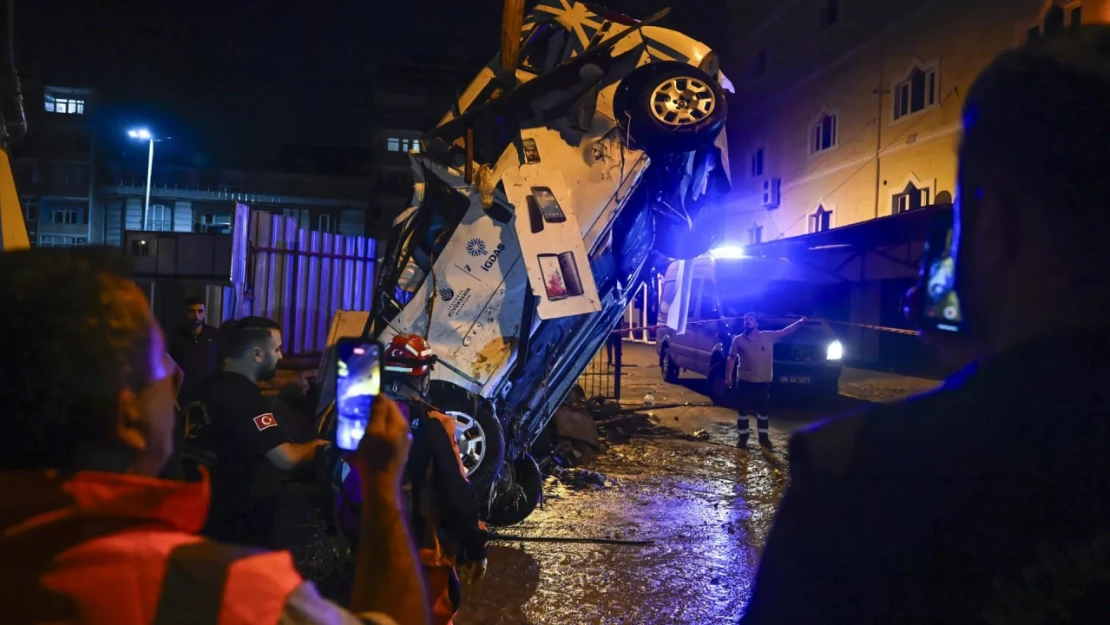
[724,312,806,449]
[742,28,1110,623]
[338,333,489,625]
[187,316,330,547]
[0,247,430,624]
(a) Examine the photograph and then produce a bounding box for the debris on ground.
[550,467,618,490]
[689,428,711,441]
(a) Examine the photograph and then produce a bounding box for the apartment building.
[724,0,1096,245]
[720,0,1099,371]
[12,85,96,247]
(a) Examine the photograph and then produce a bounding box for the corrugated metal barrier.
[228,203,377,356]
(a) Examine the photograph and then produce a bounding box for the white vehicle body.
[368,1,733,524]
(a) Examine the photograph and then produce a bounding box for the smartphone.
[527,195,545,234]
[531,187,567,223]
[538,253,569,300]
[335,339,382,451]
[919,210,965,333]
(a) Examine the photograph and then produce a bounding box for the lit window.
[149,204,172,231]
[751,148,764,177]
[809,205,833,233]
[894,64,938,120]
[45,96,85,115]
[810,112,838,154]
[749,224,763,244]
[387,137,401,151]
[893,182,930,214]
[52,208,78,225]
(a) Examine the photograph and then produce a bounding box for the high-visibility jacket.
[0,468,393,625]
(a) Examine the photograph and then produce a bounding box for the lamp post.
[127,128,155,230]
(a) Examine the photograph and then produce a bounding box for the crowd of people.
[2,25,1110,624]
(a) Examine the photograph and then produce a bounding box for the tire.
[484,454,544,527]
[660,345,680,383]
[429,381,505,493]
[707,363,731,407]
[615,63,727,156]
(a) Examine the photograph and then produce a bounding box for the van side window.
[660,280,677,317]
[699,281,720,320]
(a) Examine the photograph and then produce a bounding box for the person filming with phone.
[0,248,430,625]
[186,316,330,548]
[742,27,1110,624]
[335,333,488,625]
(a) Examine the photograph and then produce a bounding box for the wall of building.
[723,0,1087,242]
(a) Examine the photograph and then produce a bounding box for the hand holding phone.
[335,339,383,451]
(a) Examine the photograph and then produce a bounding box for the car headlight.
[826,340,843,361]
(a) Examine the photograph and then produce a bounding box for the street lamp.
[127,128,155,230]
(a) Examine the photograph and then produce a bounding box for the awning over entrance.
[744,204,952,283]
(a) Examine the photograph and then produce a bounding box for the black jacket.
[401,397,489,565]
[743,329,1110,624]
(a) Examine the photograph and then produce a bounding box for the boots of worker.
[737,415,751,448]
[757,415,772,449]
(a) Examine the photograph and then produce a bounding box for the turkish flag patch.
[253,413,278,431]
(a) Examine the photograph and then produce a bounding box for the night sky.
[14,0,724,170]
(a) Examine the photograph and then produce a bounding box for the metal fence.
[228,203,377,356]
[576,338,623,401]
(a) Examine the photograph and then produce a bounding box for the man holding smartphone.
[743,27,1110,623]
[187,316,330,547]
[0,248,430,625]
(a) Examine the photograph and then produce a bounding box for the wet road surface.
[456,343,940,625]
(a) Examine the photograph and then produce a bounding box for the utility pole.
[501,0,525,76]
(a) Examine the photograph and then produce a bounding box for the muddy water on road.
[457,437,790,625]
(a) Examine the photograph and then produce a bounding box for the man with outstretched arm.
[725,313,806,449]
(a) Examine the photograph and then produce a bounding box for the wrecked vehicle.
[367,1,733,525]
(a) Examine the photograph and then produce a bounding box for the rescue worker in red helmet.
[337,333,488,625]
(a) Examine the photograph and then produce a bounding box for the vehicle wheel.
[707,363,731,407]
[615,63,727,155]
[429,381,505,493]
[484,454,544,527]
[660,346,680,383]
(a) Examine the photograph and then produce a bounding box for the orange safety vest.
[0,468,304,624]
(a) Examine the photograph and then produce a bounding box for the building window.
[751,148,765,177]
[318,213,332,233]
[819,0,839,30]
[38,235,87,247]
[893,63,938,120]
[810,111,838,154]
[753,50,767,77]
[149,204,172,231]
[21,197,37,222]
[1027,1,1082,42]
[749,224,763,244]
[386,137,421,153]
[44,96,85,115]
[809,205,833,233]
[52,208,78,225]
[893,181,930,214]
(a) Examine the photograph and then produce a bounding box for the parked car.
[364,1,733,525]
[656,253,844,405]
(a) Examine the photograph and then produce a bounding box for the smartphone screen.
[538,253,569,300]
[531,187,567,223]
[920,211,964,333]
[335,339,382,451]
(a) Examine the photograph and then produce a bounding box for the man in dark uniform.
[187,316,330,547]
[168,295,222,402]
[742,28,1110,624]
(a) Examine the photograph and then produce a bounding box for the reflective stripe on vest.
[153,541,303,625]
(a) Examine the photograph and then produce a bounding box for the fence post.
[613,336,622,401]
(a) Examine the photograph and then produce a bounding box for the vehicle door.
[687,278,721,376]
[668,277,702,369]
